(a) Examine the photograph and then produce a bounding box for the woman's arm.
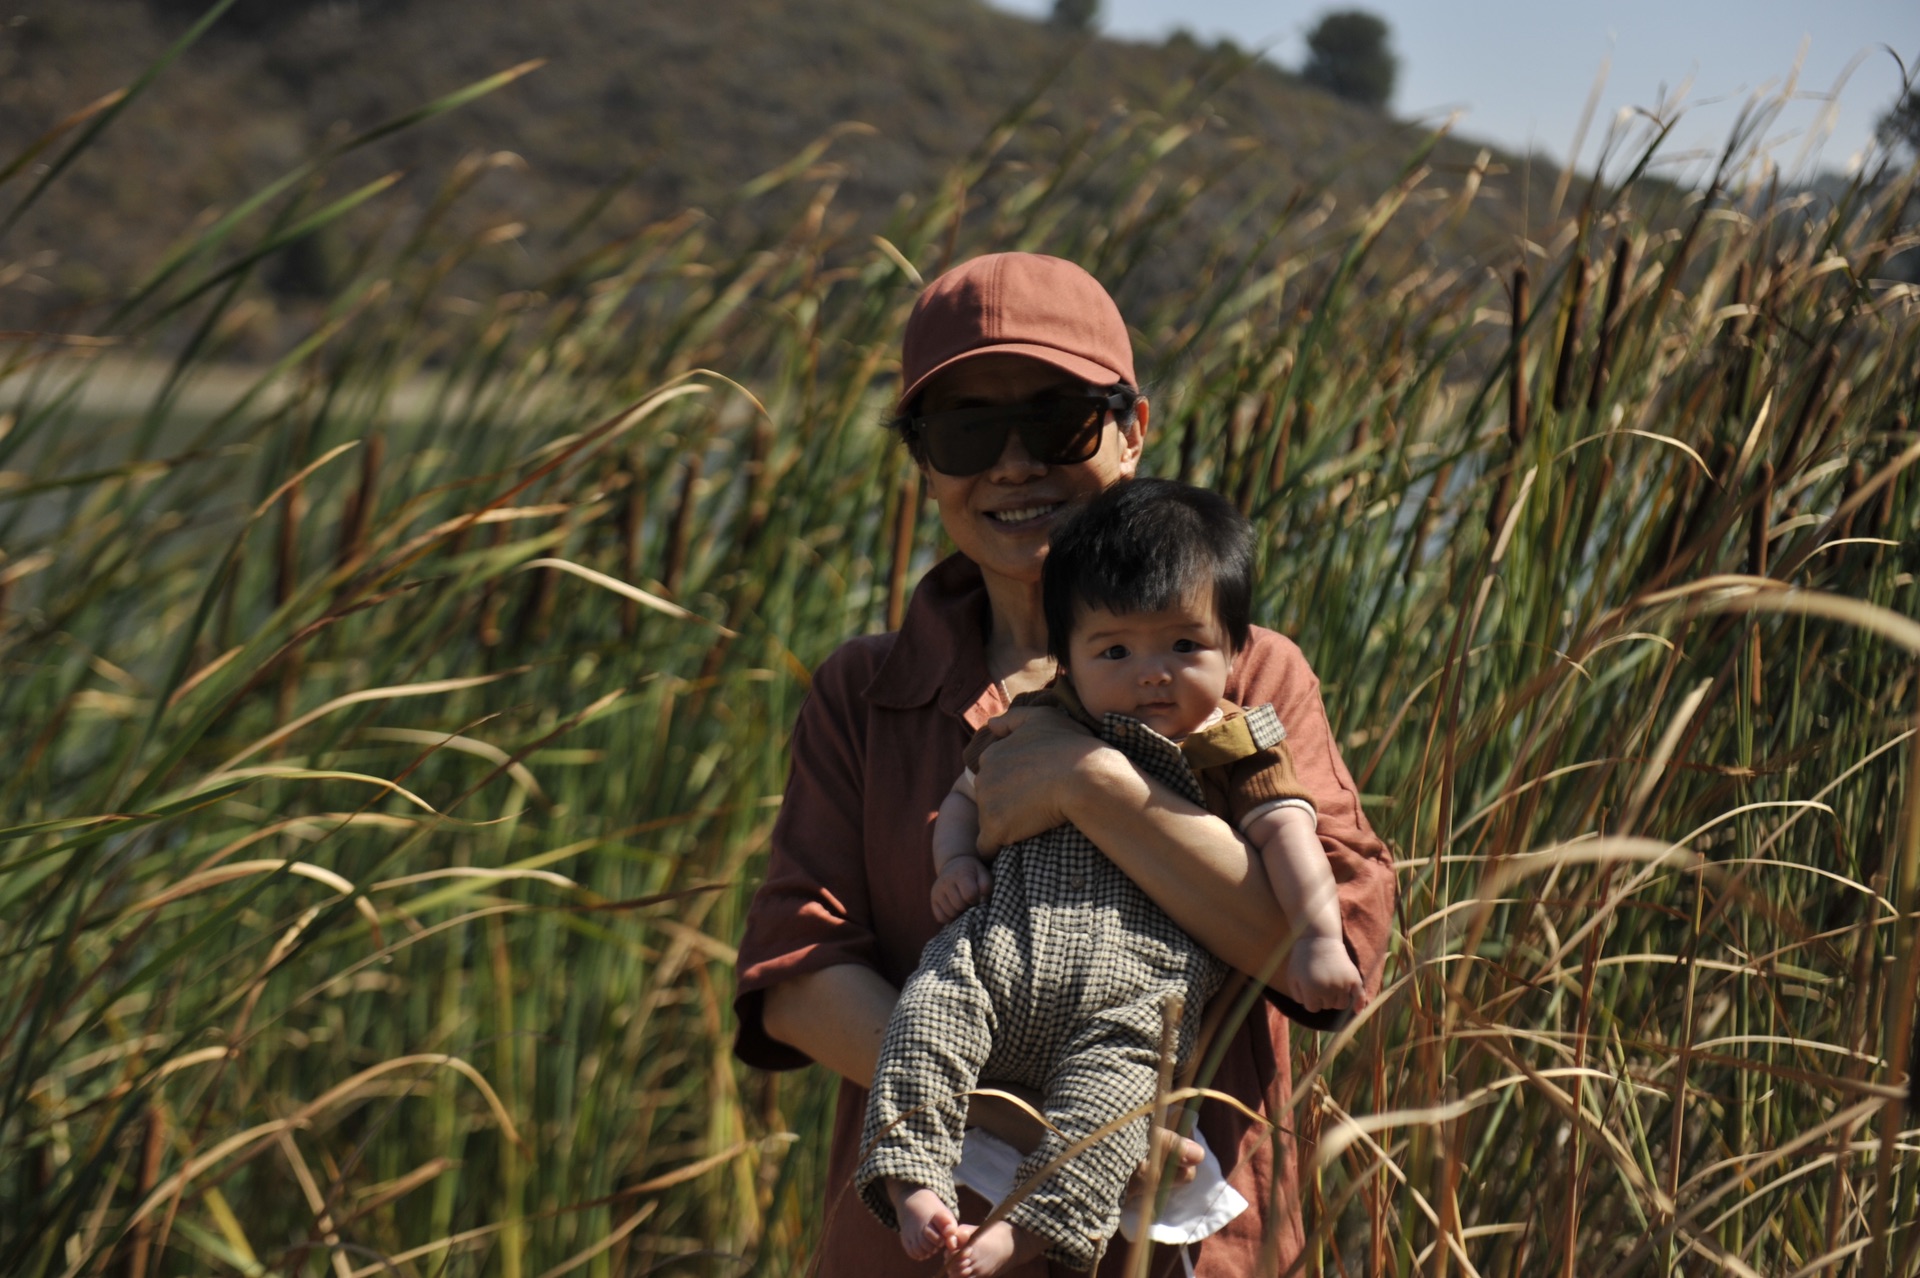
[761,964,896,1087]
[971,708,1294,982]
[761,965,1055,1156]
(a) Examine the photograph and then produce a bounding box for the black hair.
[886,380,1144,462]
[1042,477,1253,664]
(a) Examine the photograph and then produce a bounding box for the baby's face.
[1065,592,1233,740]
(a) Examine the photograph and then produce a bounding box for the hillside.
[0,0,1571,352]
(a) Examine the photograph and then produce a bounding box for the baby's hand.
[1287,936,1363,1013]
[932,856,993,924]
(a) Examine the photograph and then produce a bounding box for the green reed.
[1,42,1916,1278]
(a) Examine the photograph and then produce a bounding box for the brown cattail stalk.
[335,433,384,570]
[1233,395,1273,515]
[663,453,702,596]
[1269,400,1303,496]
[1749,461,1773,706]
[513,507,573,650]
[619,472,646,637]
[1805,382,1855,467]
[478,520,509,647]
[275,479,303,610]
[1509,267,1529,453]
[275,479,305,733]
[1725,260,1754,406]
[1657,466,1698,574]
[1550,253,1590,413]
[1124,994,1184,1278]
[1487,265,1530,539]
[1586,237,1634,412]
[1780,346,1837,472]
[1678,441,1738,571]
[122,1105,167,1278]
[1837,458,1867,543]
[885,469,921,632]
[1175,412,1199,486]
[741,417,775,551]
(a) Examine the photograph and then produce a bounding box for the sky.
[990,0,1919,183]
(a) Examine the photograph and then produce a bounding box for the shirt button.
[1071,875,1085,890]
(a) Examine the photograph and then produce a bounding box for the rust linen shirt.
[733,553,1395,1276]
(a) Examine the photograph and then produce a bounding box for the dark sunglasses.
[905,390,1130,477]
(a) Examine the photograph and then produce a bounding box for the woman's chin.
[966,526,1055,583]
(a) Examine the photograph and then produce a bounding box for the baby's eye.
[1172,638,1201,653]
[1097,644,1129,660]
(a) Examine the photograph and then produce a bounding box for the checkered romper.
[855,706,1287,1270]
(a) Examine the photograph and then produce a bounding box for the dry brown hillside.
[0,0,1568,352]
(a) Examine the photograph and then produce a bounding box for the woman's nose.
[985,427,1045,481]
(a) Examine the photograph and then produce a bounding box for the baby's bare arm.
[930,778,993,924]
[932,777,986,874]
[1245,806,1340,935]
[1244,805,1362,1011]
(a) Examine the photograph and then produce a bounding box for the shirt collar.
[864,553,1007,728]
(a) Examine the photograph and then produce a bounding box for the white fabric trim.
[1237,795,1318,833]
[953,1126,1248,1247]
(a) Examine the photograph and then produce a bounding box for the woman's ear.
[1113,397,1148,478]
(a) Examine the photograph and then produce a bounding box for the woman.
[733,251,1395,1275]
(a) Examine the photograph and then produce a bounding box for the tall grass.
[2,41,1917,1278]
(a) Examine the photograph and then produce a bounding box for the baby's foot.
[888,1182,956,1261]
[945,1221,1047,1277]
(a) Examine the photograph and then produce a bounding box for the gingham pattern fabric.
[855,710,1283,1270]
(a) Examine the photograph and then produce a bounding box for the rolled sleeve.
[733,644,883,1071]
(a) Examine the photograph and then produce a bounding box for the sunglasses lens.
[915,396,1112,476]
[1023,398,1106,465]
[919,407,1011,476]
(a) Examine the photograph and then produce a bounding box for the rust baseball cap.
[898,252,1135,409]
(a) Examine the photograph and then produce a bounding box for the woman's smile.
[983,501,1065,526]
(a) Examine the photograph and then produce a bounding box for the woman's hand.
[968,706,1106,852]
[1138,1126,1204,1190]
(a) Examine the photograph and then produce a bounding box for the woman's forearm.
[760,964,1049,1154]
[969,710,1293,980]
[1064,746,1293,981]
[761,964,897,1088]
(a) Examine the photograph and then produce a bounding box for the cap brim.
[898,342,1127,411]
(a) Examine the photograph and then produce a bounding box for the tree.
[148,0,409,37]
[1873,87,1920,283]
[1301,10,1397,111]
[1050,0,1098,33]
[1877,88,1920,160]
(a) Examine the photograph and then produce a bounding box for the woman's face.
[915,353,1148,588]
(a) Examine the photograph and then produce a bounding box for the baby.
[856,478,1362,1275]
